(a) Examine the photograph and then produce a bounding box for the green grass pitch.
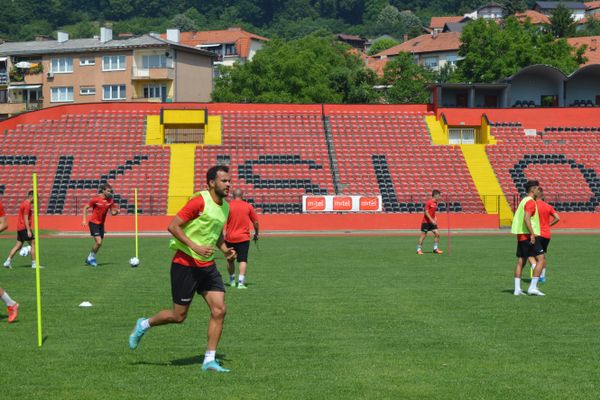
[1,234,599,399]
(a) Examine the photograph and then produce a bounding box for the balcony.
[0,72,7,85]
[24,73,43,84]
[132,67,174,80]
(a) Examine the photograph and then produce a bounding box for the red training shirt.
[422,199,437,224]
[517,198,537,241]
[171,195,215,268]
[0,201,5,217]
[87,196,117,225]
[225,199,258,243]
[17,200,32,231]
[536,199,557,239]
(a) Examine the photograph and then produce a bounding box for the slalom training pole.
[446,195,451,256]
[134,188,139,259]
[32,173,43,347]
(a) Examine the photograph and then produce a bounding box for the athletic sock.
[514,278,521,292]
[229,274,235,282]
[528,277,539,291]
[531,263,536,270]
[31,260,36,267]
[1,291,16,307]
[140,318,151,330]
[238,274,245,285]
[433,244,438,250]
[203,350,216,364]
[416,245,422,251]
[541,268,546,278]
[89,252,96,259]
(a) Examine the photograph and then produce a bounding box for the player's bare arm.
[82,204,90,226]
[217,233,236,260]
[524,210,535,244]
[0,215,7,233]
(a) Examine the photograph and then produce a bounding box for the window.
[224,43,237,56]
[80,86,96,95]
[80,57,95,66]
[143,84,167,100]
[51,57,73,73]
[423,56,439,69]
[103,84,126,100]
[142,54,167,68]
[102,55,126,71]
[51,87,74,102]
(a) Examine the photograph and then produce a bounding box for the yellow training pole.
[32,173,43,347]
[134,188,139,259]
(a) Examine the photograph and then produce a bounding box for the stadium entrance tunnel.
[510,154,600,212]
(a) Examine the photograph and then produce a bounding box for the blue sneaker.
[201,360,230,372]
[85,258,97,267]
[129,318,148,350]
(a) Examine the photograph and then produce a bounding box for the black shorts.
[225,240,250,263]
[540,237,550,253]
[516,238,545,258]
[17,229,34,242]
[421,223,438,233]
[170,262,225,305]
[89,222,105,238]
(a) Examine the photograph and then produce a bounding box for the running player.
[4,191,37,268]
[417,190,443,255]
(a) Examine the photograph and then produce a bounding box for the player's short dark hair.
[432,189,441,197]
[27,190,34,196]
[206,165,229,185]
[99,183,112,192]
[524,180,539,194]
[538,187,544,194]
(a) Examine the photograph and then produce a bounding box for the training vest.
[169,191,229,262]
[511,196,540,235]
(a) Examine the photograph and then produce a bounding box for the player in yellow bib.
[129,166,236,372]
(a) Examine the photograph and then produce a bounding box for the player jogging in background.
[417,190,443,255]
[528,187,560,282]
[511,180,546,296]
[129,165,236,373]
[82,183,119,267]
[4,190,38,269]
[0,200,18,322]
[225,188,259,289]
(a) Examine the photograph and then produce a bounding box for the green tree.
[456,17,585,83]
[382,52,433,103]
[212,32,378,103]
[170,14,198,32]
[501,0,526,16]
[368,37,399,55]
[549,3,577,38]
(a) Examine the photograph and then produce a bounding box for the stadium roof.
[503,64,567,82]
[0,34,217,57]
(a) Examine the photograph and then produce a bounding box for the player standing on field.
[528,187,559,282]
[82,183,119,267]
[417,190,443,255]
[511,180,546,296]
[225,188,259,289]
[0,200,18,322]
[4,190,38,269]
[129,165,236,373]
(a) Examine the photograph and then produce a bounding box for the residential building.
[515,10,551,25]
[162,27,269,67]
[533,1,587,21]
[429,16,466,33]
[463,3,506,20]
[0,28,216,118]
[585,1,600,15]
[337,34,368,51]
[567,36,600,65]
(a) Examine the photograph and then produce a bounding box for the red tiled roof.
[515,10,551,25]
[585,1,600,10]
[429,16,464,29]
[567,36,600,65]
[374,32,461,57]
[366,57,389,76]
[160,28,269,59]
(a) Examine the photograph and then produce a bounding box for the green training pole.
[134,188,139,259]
[33,173,43,347]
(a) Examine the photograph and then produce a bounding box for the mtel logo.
[359,196,379,211]
[305,196,326,211]
[333,196,353,211]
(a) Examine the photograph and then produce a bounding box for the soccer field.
[1,234,599,400]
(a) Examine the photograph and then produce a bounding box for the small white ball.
[19,245,31,257]
[129,257,140,267]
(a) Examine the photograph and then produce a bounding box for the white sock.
[229,274,235,282]
[203,350,216,364]
[89,252,96,259]
[416,245,422,251]
[433,244,438,250]
[140,318,151,330]
[531,263,536,270]
[1,291,16,307]
[514,278,521,292]
[529,277,539,291]
[6,257,11,262]
[238,274,245,284]
[32,260,36,267]
[541,268,546,278]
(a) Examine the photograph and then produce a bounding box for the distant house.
[0,28,217,118]
[337,34,368,51]
[585,1,600,15]
[533,1,587,21]
[369,32,461,73]
[567,36,600,65]
[463,3,506,20]
[442,22,468,33]
[515,10,551,25]
[162,27,269,67]
[429,16,465,33]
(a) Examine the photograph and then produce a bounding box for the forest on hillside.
[0,0,538,41]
